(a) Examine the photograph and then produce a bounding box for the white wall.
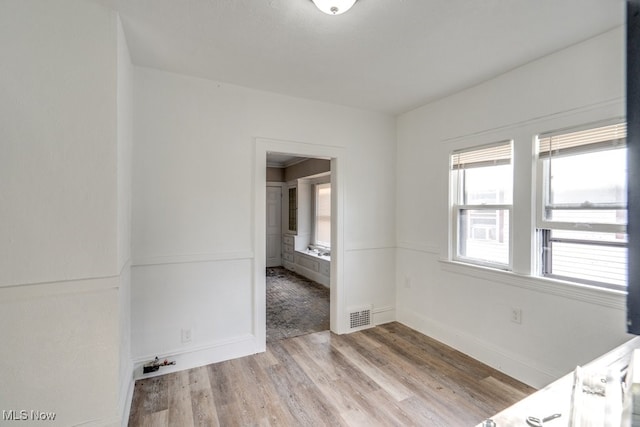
[131,67,397,370]
[117,14,134,421]
[396,27,631,388]
[0,1,130,425]
[6,4,624,423]
[0,1,117,285]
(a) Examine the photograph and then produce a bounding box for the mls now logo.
[3,410,56,421]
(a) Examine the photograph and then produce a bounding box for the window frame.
[534,119,628,290]
[450,140,514,270]
[287,186,297,234]
[313,181,331,249]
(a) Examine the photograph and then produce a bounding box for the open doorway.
[265,153,331,342]
[254,138,345,352]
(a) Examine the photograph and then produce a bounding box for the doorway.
[254,138,345,352]
[265,153,332,342]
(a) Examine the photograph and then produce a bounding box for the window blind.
[538,122,626,157]
[451,141,512,170]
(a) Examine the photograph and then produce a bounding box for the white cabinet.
[319,260,330,277]
[282,234,295,269]
[282,235,329,287]
[293,251,330,287]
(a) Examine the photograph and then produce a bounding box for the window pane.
[551,229,628,244]
[547,234,627,289]
[464,164,513,204]
[547,149,626,207]
[315,184,331,247]
[537,123,628,289]
[288,187,297,232]
[459,209,509,265]
[545,208,627,225]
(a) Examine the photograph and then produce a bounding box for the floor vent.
[348,306,373,332]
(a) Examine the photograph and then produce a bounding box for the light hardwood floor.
[128,322,535,426]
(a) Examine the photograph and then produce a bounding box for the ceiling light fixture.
[311,0,357,15]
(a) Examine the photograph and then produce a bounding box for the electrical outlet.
[511,308,522,324]
[181,328,192,343]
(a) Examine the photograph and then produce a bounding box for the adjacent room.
[1,0,636,426]
[265,154,332,342]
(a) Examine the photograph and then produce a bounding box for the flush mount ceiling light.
[311,0,357,15]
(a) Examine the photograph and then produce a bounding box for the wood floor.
[128,322,535,426]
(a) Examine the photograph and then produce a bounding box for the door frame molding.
[254,137,346,352]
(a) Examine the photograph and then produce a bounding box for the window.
[288,187,297,233]
[536,121,627,290]
[450,141,513,268]
[314,183,331,248]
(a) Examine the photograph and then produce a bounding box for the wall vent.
[348,306,373,332]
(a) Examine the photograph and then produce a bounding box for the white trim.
[441,98,624,146]
[396,308,560,388]
[255,137,348,345]
[132,251,254,267]
[439,259,626,310]
[346,242,397,252]
[132,334,257,380]
[372,305,396,325]
[396,241,441,255]
[443,98,626,285]
[535,133,546,233]
[0,275,118,300]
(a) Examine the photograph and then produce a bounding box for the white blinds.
[451,141,512,170]
[538,122,626,157]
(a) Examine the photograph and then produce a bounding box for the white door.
[266,185,282,267]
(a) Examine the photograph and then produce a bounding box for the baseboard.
[373,305,395,325]
[396,308,560,389]
[132,334,258,380]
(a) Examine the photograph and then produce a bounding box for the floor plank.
[188,367,219,426]
[128,322,536,426]
[167,370,195,427]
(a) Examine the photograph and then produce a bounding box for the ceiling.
[115,0,625,115]
[266,153,308,168]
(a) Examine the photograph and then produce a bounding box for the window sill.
[297,249,331,262]
[438,259,625,310]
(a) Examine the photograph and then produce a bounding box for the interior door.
[266,185,282,267]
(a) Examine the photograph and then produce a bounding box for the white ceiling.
[115,0,625,115]
[266,153,308,167]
